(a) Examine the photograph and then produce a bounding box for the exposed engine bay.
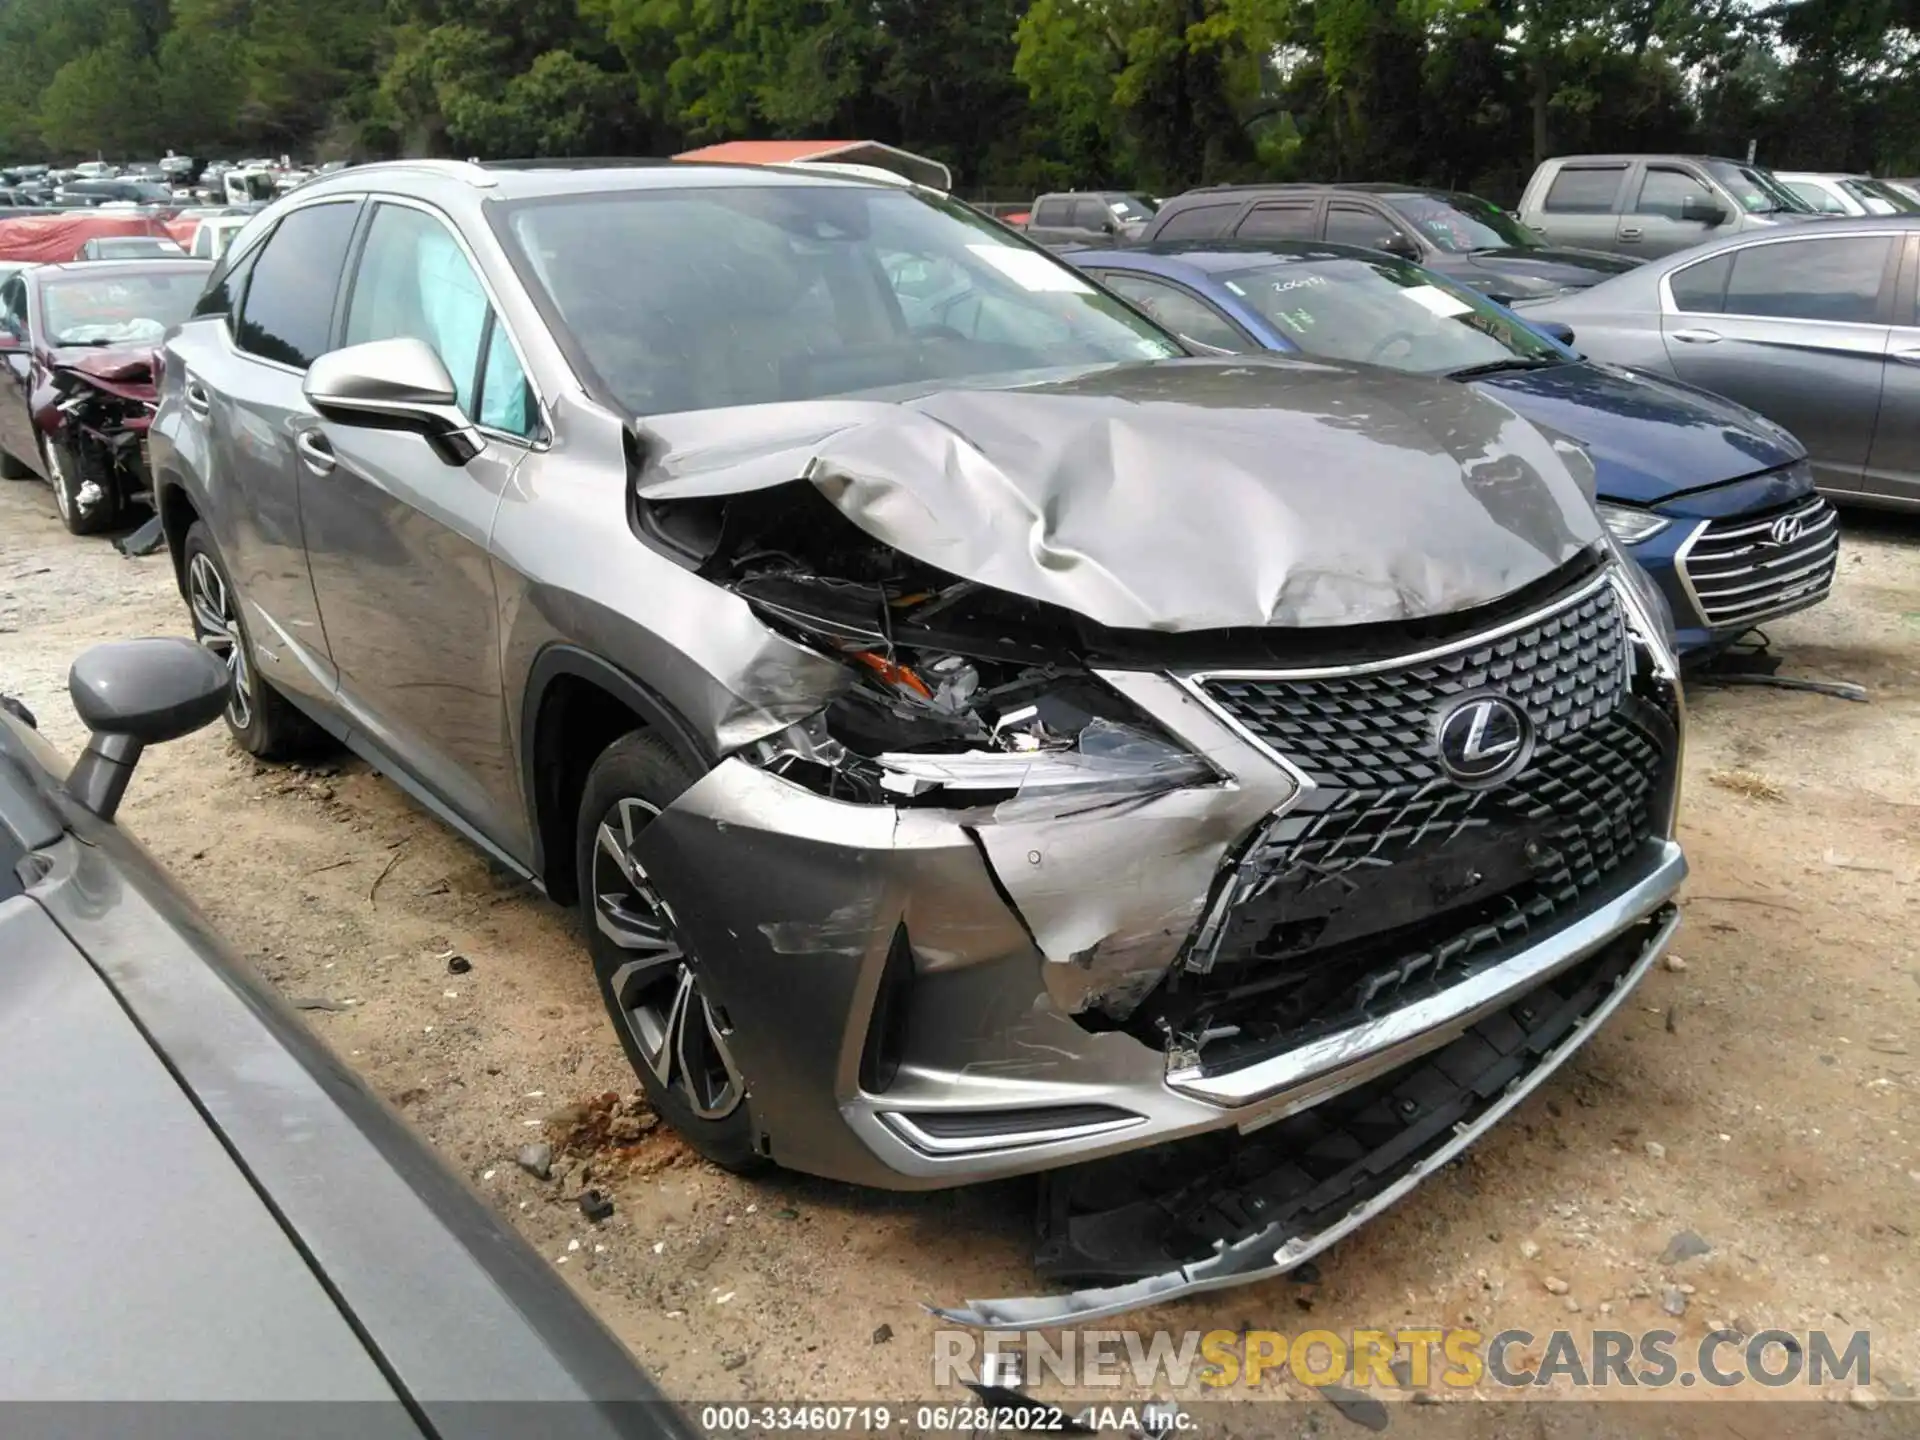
[38,348,160,523]
[647,480,1219,818]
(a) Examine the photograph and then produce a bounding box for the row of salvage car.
[0,155,1870,1367]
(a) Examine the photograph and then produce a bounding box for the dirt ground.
[2,471,1916,1424]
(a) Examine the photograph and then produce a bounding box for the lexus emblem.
[1435,694,1534,786]
[1767,514,1806,547]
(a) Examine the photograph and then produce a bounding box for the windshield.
[1221,253,1563,374]
[1383,193,1539,253]
[499,185,1181,416]
[1843,178,1919,215]
[41,272,201,346]
[1706,162,1814,214]
[1108,195,1157,222]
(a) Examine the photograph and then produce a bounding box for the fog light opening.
[859,924,916,1094]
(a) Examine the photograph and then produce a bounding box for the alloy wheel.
[186,551,254,731]
[593,797,744,1121]
[43,441,71,524]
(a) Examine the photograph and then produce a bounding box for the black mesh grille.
[1124,577,1670,1061]
[1200,579,1629,789]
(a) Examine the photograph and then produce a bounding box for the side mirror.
[1681,196,1728,227]
[303,337,480,465]
[1381,232,1420,260]
[65,637,231,821]
[1536,320,1576,346]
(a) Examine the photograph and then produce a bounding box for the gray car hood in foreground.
[634,357,1603,632]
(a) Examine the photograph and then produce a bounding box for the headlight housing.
[1597,502,1670,546]
[1604,536,1680,678]
[740,589,1215,818]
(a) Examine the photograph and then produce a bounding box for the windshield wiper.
[1447,357,1562,379]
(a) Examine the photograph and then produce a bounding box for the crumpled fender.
[633,355,1604,633]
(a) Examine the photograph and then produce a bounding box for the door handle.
[1670,328,1722,344]
[183,379,210,416]
[1891,346,1920,365]
[294,428,335,475]
[1618,227,1643,241]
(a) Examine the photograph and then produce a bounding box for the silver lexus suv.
[151,160,1686,1322]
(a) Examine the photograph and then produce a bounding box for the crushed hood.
[633,356,1603,633]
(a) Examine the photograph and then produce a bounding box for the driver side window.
[344,202,538,440]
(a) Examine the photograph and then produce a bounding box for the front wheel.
[42,435,118,535]
[576,732,764,1173]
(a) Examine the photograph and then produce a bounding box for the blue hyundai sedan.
[1070,241,1839,657]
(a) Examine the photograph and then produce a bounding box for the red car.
[0,258,209,534]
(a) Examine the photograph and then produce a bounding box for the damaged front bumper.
[628,568,1687,1195]
[933,899,1681,1329]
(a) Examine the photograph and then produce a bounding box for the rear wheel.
[0,446,30,480]
[42,435,118,536]
[576,732,764,1173]
[181,520,321,759]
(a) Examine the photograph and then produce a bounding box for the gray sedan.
[1521,216,1920,509]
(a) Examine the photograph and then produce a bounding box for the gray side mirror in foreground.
[303,337,481,466]
[66,637,230,821]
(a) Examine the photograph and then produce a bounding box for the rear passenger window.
[234,201,360,368]
[1633,167,1710,219]
[1154,204,1237,240]
[1544,166,1625,214]
[192,243,261,333]
[1033,199,1070,227]
[1669,253,1732,313]
[1722,236,1892,324]
[1235,204,1315,240]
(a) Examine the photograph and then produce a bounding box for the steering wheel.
[1366,330,1422,365]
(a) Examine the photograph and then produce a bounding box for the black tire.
[42,434,119,536]
[181,520,321,759]
[576,732,764,1174]
[0,445,30,480]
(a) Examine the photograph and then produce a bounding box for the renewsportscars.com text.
[932,1327,1871,1391]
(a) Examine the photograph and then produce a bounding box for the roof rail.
[478,157,678,171]
[774,160,928,192]
[341,158,499,188]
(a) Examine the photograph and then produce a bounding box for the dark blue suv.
[1071,241,1839,657]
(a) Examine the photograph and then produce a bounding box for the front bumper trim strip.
[927,902,1681,1331]
[1167,839,1687,1105]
